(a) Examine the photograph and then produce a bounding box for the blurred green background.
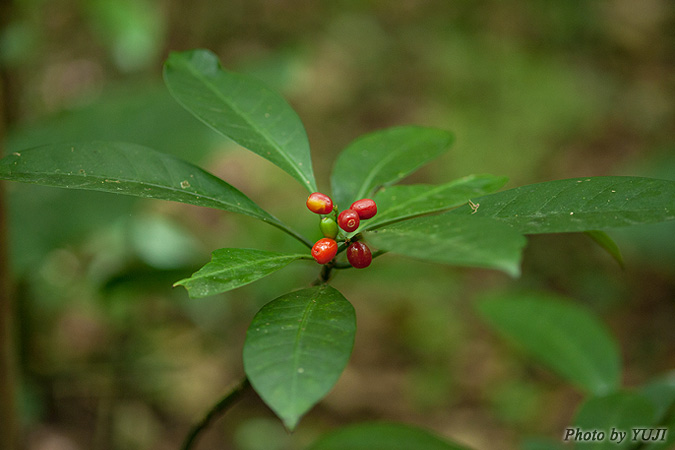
[1,1,674,449]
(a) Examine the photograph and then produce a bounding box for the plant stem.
[267,218,313,249]
[181,377,251,450]
[311,260,336,285]
[0,29,18,450]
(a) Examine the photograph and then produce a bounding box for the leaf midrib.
[174,59,315,191]
[370,222,523,275]
[369,177,482,227]
[181,253,307,284]
[494,207,674,222]
[489,179,674,218]
[289,292,319,417]
[354,140,416,202]
[4,169,275,221]
[519,307,615,393]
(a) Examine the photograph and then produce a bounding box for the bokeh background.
[1,1,674,449]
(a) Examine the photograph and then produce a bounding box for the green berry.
[320,217,338,239]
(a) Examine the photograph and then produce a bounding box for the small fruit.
[347,241,372,269]
[338,209,360,232]
[319,217,339,239]
[306,192,333,215]
[311,238,338,264]
[350,198,377,220]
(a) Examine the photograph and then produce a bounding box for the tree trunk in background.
[0,1,19,448]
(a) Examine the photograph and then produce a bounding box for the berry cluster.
[306,192,377,269]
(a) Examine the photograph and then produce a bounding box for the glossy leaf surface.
[367,174,508,229]
[307,422,471,450]
[0,142,278,223]
[453,176,675,233]
[174,249,310,298]
[330,126,454,209]
[164,49,317,191]
[243,286,355,430]
[477,293,621,395]
[365,214,526,276]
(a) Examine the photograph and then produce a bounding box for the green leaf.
[163,49,317,192]
[585,230,625,269]
[365,214,526,277]
[477,293,621,395]
[641,416,675,450]
[330,126,454,209]
[639,371,675,424]
[452,176,675,233]
[572,391,656,450]
[243,286,356,430]
[367,174,508,229]
[307,422,472,450]
[0,141,279,223]
[174,249,311,298]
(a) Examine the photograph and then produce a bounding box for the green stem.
[311,261,335,285]
[181,377,251,450]
[267,218,312,249]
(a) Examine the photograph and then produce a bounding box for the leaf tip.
[282,415,301,432]
[505,265,522,278]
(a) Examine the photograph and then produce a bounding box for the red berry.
[347,242,372,269]
[311,238,338,264]
[338,209,360,232]
[306,192,333,215]
[350,199,377,220]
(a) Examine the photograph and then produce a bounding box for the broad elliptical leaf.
[164,49,317,192]
[174,249,311,298]
[366,174,508,229]
[0,141,279,224]
[451,176,675,233]
[477,293,622,395]
[243,286,356,430]
[330,126,454,209]
[366,214,526,277]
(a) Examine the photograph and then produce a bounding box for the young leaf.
[366,174,508,229]
[365,214,526,277]
[243,285,355,430]
[573,392,656,450]
[0,141,277,223]
[163,49,317,192]
[330,126,454,209]
[584,230,624,269]
[477,293,621,395]
[307,422,472,450]
[451,176,675,233]
[174,249,311,298]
